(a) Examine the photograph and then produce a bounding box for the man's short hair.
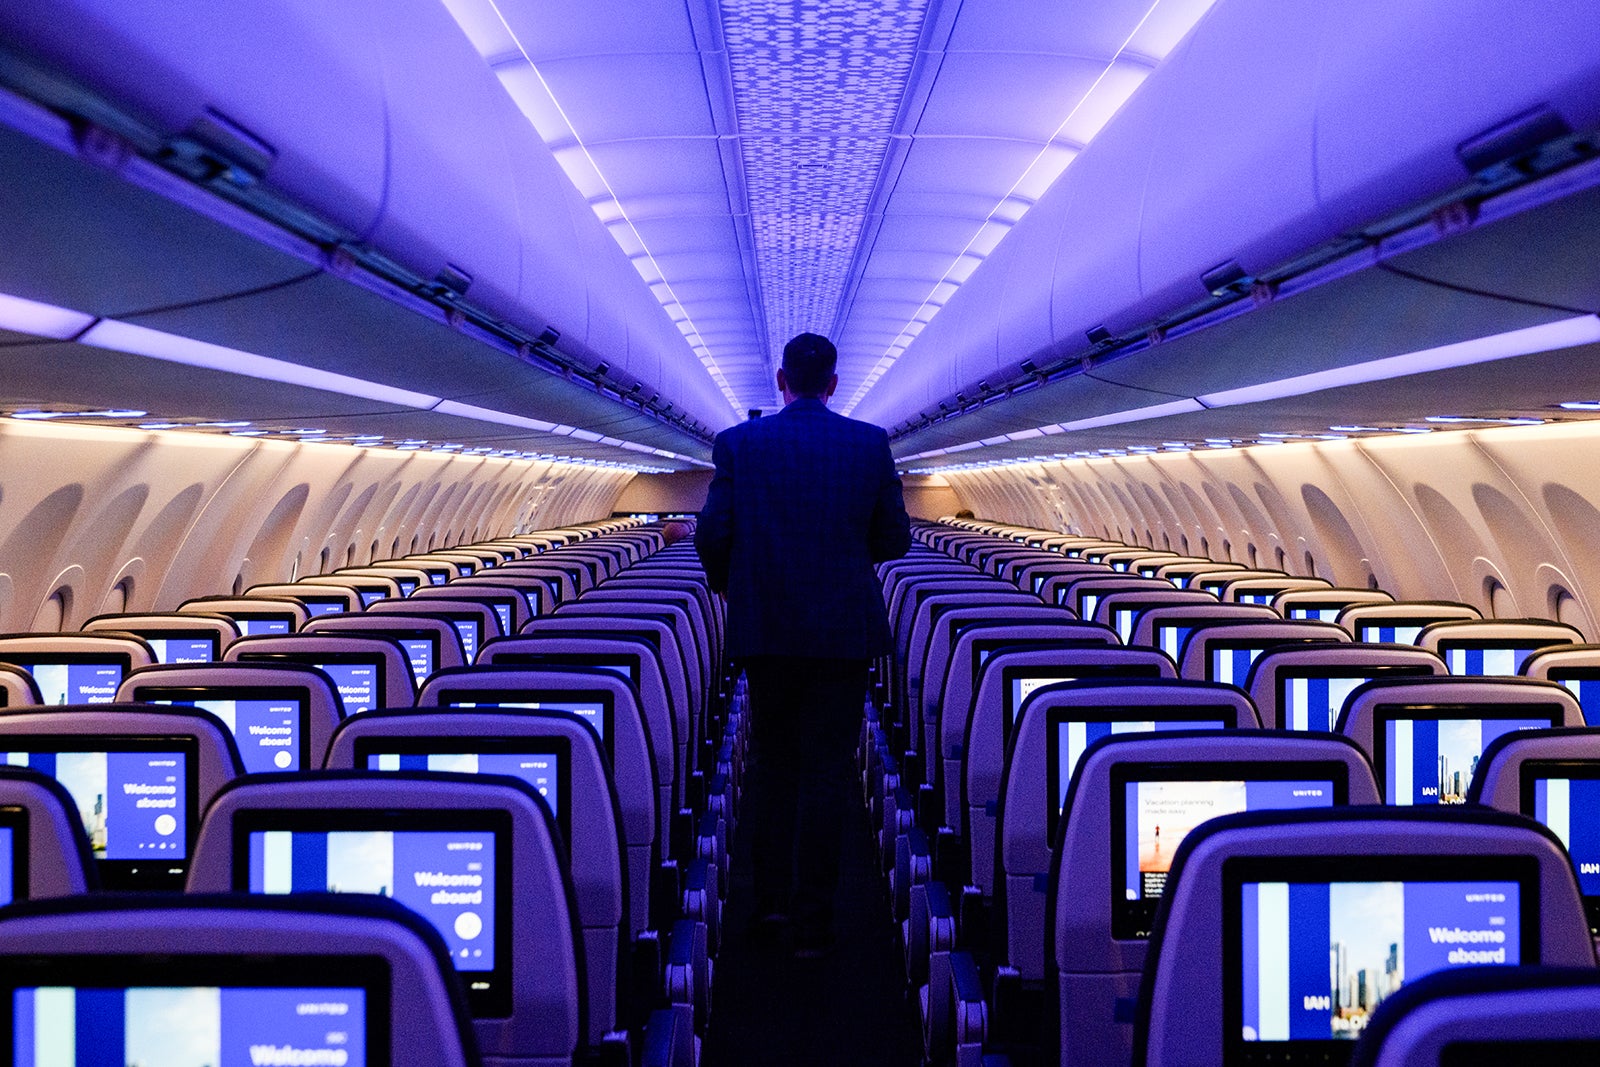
[782,333,838,397]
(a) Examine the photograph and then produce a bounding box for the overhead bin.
[0,0,734,438]
[365,0,523,323]
[1136,0,1324,325]
[1314,0,1600,235]
[861,0,1600,433]
[0,0,388,240]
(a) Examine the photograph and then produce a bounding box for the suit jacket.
[695,397,911,660]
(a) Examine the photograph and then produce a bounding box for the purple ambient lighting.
[0,292,96,339]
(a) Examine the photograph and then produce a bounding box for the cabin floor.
[702,795,923,1066]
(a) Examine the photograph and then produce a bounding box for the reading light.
[1560,400,1600,410]
[11,408,147,420]
[196,421,252,428]
[1424,415,1545,425]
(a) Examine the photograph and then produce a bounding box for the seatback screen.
[1376,705,1558,804]
[237,652,384,717]
[357,737,569,849]
[1356,620,1437,644]
[240,812,511,1016]
[1276,665,1434,732]
[1442,640,1562,677]
[140,687,308,775]
[1226,856,1535,1060]
[12,986,369,1067]
[297,597,348,618]
[1045,708,1231,841]
[1522,761,1600,935]
[1001,663,1165,738]
[438,689,612,760]
[233,615,294,637]
[3,654,127,705]
[141,634,219,665]
[1109,764,1343,939]
[3,957,387,1067]
[1547,668,1600,721]
[0,807,28,906]
[3,740,196,889]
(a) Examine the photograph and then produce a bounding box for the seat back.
[961,649,1179,892]
[1339,600,1483,643]
[1177,620,1350,683]
[1467,725,1600,939]
[578,590,709,691]
[189,773,583,1060]
[1221,575,1333,605]
[1521,643,1600,721]
[1339,676,1585,804]
[498,562,580,604]
[1419,619,1586,676]
[247,582,363,617]
[1135,808,1594,1067]
[409,584,531,640]
[119,662,344,774]
[1092,590,1217,643]
[335,564,434,596]
[1350,967,1600,1067]
[1051,732,1379,1067]
[301,612,466,685]
[999,681,1260,975]
[324,708,628,1036]
[225,633,417,713]
[82,612,239,663]
[301,572,401,606]
[516,618,690,796]
[0,664,42,707]
[1129,556,1211,579]
[1128,604,1279,659]
[481,634,679,835]
[0,633,155,703]
[0,894,482,1067]
[1189,568,1292,598]
[1247,644,1448,730]
[1151,560,1247,587]
[0,705,241,889]
[178,596,309,635]
[553,602,701,729]
[452,574,549,622]
[1275,587,1395,622]
[400,555,465,582]
[367,597,503,662]
[1056,576,1173,620]
[419,667,659,919]
[0,766,97,897]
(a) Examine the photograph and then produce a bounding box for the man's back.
[696,397,910,660]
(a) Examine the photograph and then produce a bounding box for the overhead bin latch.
[161,108,275,188]
[1457,104,1573,178]
[1200,260,1254,299]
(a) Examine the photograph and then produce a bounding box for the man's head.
[778,332,838,403]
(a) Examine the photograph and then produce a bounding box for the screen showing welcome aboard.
[13,986,367,1067]
[241,816,510,1016]
[1233,870,1528,1053]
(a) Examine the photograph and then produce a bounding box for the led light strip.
[474,0,746,420]
[842,0,1196,415]
[0,291,711,468]
[900,315,1600,463]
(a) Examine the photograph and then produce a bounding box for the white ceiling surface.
[442,0,1215,420]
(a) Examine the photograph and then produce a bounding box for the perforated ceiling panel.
[445,0,1216,422]
[721,0,930,367]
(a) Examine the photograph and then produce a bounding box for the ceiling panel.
[535,54,717,141]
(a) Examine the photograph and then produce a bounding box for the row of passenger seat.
[0,517,735,1066]
[862,516,1600,1066]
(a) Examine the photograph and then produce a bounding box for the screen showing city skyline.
[1380,714,1554,804]
[1238,878,1522,1043]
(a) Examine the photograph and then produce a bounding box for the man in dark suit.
[696,331,911,954]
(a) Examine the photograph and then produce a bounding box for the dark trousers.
[742,656,870,934]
